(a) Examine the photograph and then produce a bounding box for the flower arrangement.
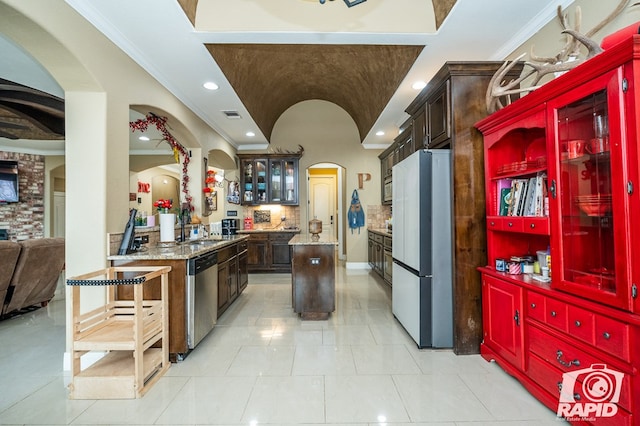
[154,199,173,214]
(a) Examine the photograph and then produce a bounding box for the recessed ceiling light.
[412,81,427,90]
[203,81,219,90]
[246,131,255,137]
[376,130,385,136]
[138,136,150,141]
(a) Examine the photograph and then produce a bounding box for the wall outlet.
[135,235,149,244]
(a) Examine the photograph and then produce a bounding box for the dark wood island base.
[289,234,338,320]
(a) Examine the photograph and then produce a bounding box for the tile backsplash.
[367,205,391,229]
[241,205,300,230]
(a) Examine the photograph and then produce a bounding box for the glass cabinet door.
[255,160,268,203]
[557,90,614,290]
[550,70,629,310]
[270,160,282,202]
[284,160,297,204]
[241,159,254,203]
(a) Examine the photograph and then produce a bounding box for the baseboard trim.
[345,262,371,270]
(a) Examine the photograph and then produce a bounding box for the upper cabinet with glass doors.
[547,68,634,311]
[477,37,640,315]
[239,154,300,206]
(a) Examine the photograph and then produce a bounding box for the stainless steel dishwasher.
[186,250,218,349]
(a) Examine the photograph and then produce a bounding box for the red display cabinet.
[475,34,640,425]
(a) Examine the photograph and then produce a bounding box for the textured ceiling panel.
[433,0,457,29]
[177,0,198,26]
[0,79,64,140]
[206,43,423,142]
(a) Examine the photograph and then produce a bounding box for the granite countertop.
[368,228,392,237]
[107,234,249,261]
[289,233,338,246]
[237,228,301,233]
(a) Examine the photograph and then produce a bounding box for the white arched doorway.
[308,163,345,260]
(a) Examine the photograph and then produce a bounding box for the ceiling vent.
[222,110,241,119]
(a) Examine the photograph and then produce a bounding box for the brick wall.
[0,152,45,241]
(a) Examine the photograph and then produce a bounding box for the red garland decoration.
[129,113,193,211]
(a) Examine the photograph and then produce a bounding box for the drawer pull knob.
[556,350,581,367]
[557,382,563,394]
[508,222,513,227]
[490,221,495,226]
[574,320,581,327]
[574,394,581,401]
[603,332,611,340]
[551,311,557,317]
[530,223,535,229]
[531,303,536,308]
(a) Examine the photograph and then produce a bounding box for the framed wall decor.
[226,180,240,204]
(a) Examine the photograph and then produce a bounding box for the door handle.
[330,215,333,225]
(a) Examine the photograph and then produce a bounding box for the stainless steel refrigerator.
[392,149,453,348]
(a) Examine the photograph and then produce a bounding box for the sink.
[189,239,221,246]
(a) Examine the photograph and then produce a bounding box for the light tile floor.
[0,264,565,425]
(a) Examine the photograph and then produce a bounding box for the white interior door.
[309,175,337,239]
[54,191,65,238]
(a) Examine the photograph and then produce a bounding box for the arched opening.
[308,162,346,260]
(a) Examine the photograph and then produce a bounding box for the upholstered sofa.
[0,241,21,313]
[1,238,65,316]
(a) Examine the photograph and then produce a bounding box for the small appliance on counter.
[244,217,253,230]
[209,221,222,237]
[221,218,238,236]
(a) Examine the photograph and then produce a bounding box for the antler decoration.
[486,0,630,114]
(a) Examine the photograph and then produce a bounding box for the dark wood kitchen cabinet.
[238,239,248,293]
[403,61,525,355]
[246,232,268,270]
[238,153,301,205]
[425,79,451,148]
[412,103,427,150]
[217,243,238,316]
[368,229,391,286]
[245,231,298,273]
[271,232,294,271]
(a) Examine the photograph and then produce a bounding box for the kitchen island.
[107,235,248,361]
[288,233,338,320]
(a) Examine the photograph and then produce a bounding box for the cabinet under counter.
[289,234,338,320]
[108,236,248,362]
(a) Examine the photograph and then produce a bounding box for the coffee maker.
[221,218,238,236]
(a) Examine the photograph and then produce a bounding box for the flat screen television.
[0,160,19,203]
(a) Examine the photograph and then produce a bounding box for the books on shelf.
[497,173,547,217]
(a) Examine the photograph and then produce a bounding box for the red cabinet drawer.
[529,326,597,373]
[523,217,550,235]
[545,298,568,333]
[528,326,632,413]
[527,291,545,323]
[567,305,595,345]
[595,316,630,362]
[528,352,565,401]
